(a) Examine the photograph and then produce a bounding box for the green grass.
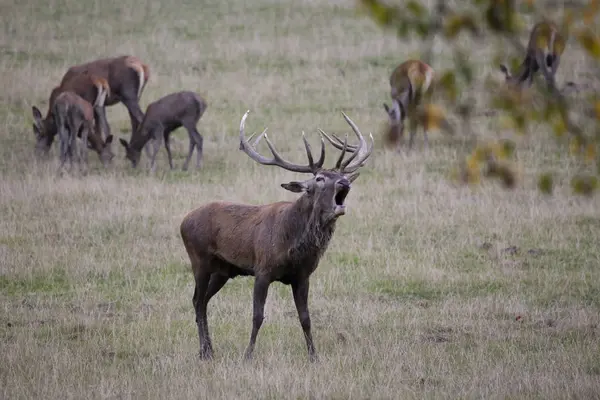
[1,0,600,398]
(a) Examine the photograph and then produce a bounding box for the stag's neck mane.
[281,193,336,264]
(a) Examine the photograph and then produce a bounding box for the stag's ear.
[119,138,129,149]
[347,172,360,183]
[281,181,307,193]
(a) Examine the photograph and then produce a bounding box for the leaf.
[571,175,598,196]
[420,104,452,133]
[406,0,426,18]
[585,142,597,163]
[438,71,458,102]
[443,14,478,39]
[538,173,554,195]
[553,118,567,137]
[576,28,600,59]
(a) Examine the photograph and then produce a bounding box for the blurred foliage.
[357,0,600,195]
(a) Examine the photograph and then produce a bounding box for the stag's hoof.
[198,348,213,360]
[308,353,319,363]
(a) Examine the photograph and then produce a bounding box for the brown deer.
[59,55,150,138]
[180,110,373,361]
[32,73,114,166]
[53,91,97,175]
[118,91,207,172]
[499,20,567,91]
[383,59,436,150]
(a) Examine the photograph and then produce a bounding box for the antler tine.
[334,134,349,170]
[301,131,326,172]
[339,112,374,173]
[318,129,358,152]
[238,110,317,174]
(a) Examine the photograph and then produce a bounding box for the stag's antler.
[319,112,374,174]
[239,110,326,174]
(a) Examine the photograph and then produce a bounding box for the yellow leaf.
[594,101,600,119]
[538,173,554,194]
[576,28,600,59]
[553,118,567,137]
[585,142,597,163]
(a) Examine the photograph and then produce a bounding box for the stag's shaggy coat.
[180,110,373,361]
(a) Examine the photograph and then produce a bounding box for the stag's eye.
[316,176,324,182]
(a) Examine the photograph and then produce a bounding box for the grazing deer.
[59,55,150,138]
[118,91,207,172]
[180,110,373,361]
[499,20,566,91]
[32,74,114,166]
[52,91,96,174]
[383,59,435,150]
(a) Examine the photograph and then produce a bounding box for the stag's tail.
[91,77,110,108]
[125,57,150,100]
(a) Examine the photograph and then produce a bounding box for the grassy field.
[1,0,600,398]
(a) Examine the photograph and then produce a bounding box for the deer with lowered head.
[500,20,571,91]
[180,110,373,361]
[118,91,207,172]
[32,73,114,166]
[59,55,150,138]
[383,59,438,150]
[52,91,97,175]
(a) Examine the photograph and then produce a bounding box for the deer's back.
[146,91,206,124]
[54,92,93,119]
[180,201,293,272]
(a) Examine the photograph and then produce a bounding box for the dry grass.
[1,0,600,398]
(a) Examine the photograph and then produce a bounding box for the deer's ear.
[32,123,41,138]
[32,106,42,123]
[119,138,129,149]
[281,181,307,193]
[499,64,511,78]
[105,135,113,144]
[383,103,390,113]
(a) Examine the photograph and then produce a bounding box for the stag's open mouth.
[333,185,350,216]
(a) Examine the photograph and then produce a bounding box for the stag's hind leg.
[244,275,271,360]
[292,278,317,362]
[192,268,213,359]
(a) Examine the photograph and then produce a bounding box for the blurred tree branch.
[357,0,600,195]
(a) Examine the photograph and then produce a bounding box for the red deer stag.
[59,55,150,138]
[53,92,96,175]
[180,110,373,361]
[118,91,207,172]
[32,73,114,165]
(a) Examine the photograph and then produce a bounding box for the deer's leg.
[163,130,174,170]
[244,276,270,360]
[93,106,110,141]
[121,98,144,134]
[292,277,317,362]
[192,269,213,359]
[535,51,555,92]
[80,123,89,176]
[423,129,430,150]
[148,127,164,173]
[183,122,204,171]
[204,273,229,305]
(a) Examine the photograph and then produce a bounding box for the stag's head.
[32,106,54,157]
[239,110,373,223]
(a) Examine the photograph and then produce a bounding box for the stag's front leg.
[292,278,317,362]
[244,276,271,360]
[193,271,213,359]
